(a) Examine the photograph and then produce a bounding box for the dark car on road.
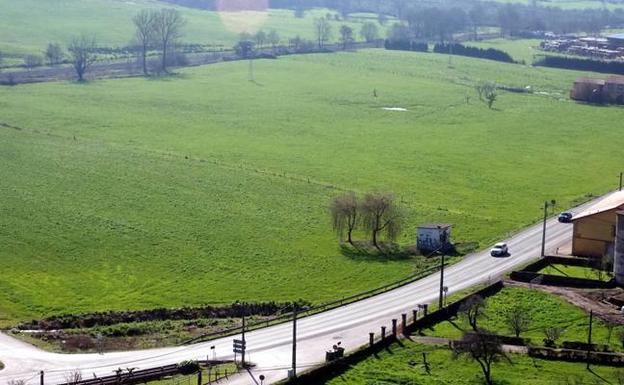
[558,212,573,223]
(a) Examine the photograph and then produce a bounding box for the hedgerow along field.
[1,49,623,327]
[0,0,382,58]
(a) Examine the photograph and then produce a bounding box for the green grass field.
[326,341,624,385]
[540,264,613,282]
[1,49,623,326]
[466,38,544,63]
[0,0,382,59]
[422,286,623,349]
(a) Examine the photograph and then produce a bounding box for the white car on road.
[490,242,509,257]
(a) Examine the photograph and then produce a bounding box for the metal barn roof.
[572,191,624,221]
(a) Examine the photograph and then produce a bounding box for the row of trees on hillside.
[3,9,382,82]
[330,192,404,250]
[273,0,624,38]
[132,9,187,75]
[232,17,379,60]
[312,18,379,49]
[0,8,188,81]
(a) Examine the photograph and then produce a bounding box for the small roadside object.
[325,342,345,362]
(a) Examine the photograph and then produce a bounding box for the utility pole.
[541,200,556,257]
[587,309,593,369]
[291,305,298,379]
[241,313,246,367]
[40,371,44,385]
[541,200,548,257]
[438,254,445,309]
[620,172,623,191]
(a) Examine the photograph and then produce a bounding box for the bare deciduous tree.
[330,192,358,246]
[459,295,486,332]
[544,326,564,347]
[64,370,82,385]
[24,54,43,71]
[452,331,510,385]
[361,193,404,250]
[255,30,267,50]
[68,34,97,81]
[314,17,332,49]
[152,8,186,73]
[45,43,65,65]
[360,22,379,43]
[505,304,531,338]
[339,25,354,49]
[475,83,498,109]
[133,9,157,76]
[267,29,280,52]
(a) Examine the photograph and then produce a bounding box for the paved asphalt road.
[0,193,613,385]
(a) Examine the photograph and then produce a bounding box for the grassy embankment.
[326,340,624,385]
[1,49,623,327]
[422,286,623,349]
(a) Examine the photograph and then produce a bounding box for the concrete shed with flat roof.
[572,191,624,258]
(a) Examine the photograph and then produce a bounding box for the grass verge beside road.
[540,264,612,282]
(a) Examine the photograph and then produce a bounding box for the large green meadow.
[1,49,623,326]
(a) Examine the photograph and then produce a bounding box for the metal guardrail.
[181,262,446,345]
[56,361,229,385]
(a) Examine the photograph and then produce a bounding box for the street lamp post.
[541,200,556,257]
[291,306,298,379]
[438,254,445,309]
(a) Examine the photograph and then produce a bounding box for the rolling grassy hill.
[1,49,622,326]
[0,0,380,59]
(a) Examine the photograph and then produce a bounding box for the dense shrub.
[433,43,514,63]
[384,40,428,52]
[177,360,200,375]
[534,56,624,75]
[20,300,312,331]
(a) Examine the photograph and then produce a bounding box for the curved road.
[0,193,612,385]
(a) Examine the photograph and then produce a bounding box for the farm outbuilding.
[571,191,624,258]
[604,76,624,104]
[417,224,452,253]
[614,211,624,286]
[607,33,624,48]
[570,77,605,103]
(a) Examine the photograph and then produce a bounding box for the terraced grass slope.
[1,50,622,326]
[326,341,624,385]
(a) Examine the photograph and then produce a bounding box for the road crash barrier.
[55,360,231,385]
